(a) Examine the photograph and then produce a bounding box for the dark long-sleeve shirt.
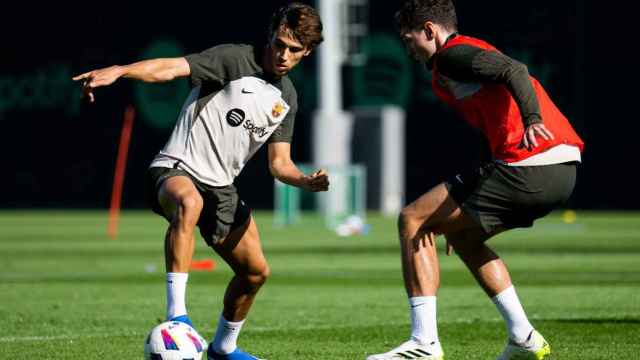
[432,41,542,127]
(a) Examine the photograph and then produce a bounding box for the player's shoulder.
[280,75,296,92]
[435,34,498,68]
[187,43,255,66]
[445,34,498,52]
[279,75,298,102]
[205,43,254,60]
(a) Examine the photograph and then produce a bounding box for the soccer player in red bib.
[366,1,583,359]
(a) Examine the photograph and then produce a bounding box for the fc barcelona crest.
[272,101,285,118]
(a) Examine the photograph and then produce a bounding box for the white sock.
[211,314,245,354]
[409,296,439,346]
[492,286,534,344]
[166,272,188,320]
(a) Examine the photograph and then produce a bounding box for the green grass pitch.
[1,210,639,359]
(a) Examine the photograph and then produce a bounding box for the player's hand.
[521,123,554,150]
[303,169,329,192]
[445,239,454,256]
[418,231,436,250]
[72,65,123,103]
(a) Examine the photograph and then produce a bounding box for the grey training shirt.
[150,44,298,187]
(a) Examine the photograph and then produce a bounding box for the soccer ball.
[144,321,208,360]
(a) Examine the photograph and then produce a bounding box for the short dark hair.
[269,3,324,50]
[395,0,457,33]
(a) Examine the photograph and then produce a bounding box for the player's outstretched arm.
[268,142,329,192]
[72,57,190,103]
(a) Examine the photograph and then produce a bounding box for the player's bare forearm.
[120,58,190,83]
[268,142,329,192]
[73,58,190,102]
[270,158,307,188]
[272,162,329,192]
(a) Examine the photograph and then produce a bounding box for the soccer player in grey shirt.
[73,4,327,359]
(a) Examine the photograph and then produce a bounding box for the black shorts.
[146,167,251,246]
[445,161,578,234]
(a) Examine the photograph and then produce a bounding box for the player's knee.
[398,208,422,235]
[177,194,203,221]
[246,265,270,292]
